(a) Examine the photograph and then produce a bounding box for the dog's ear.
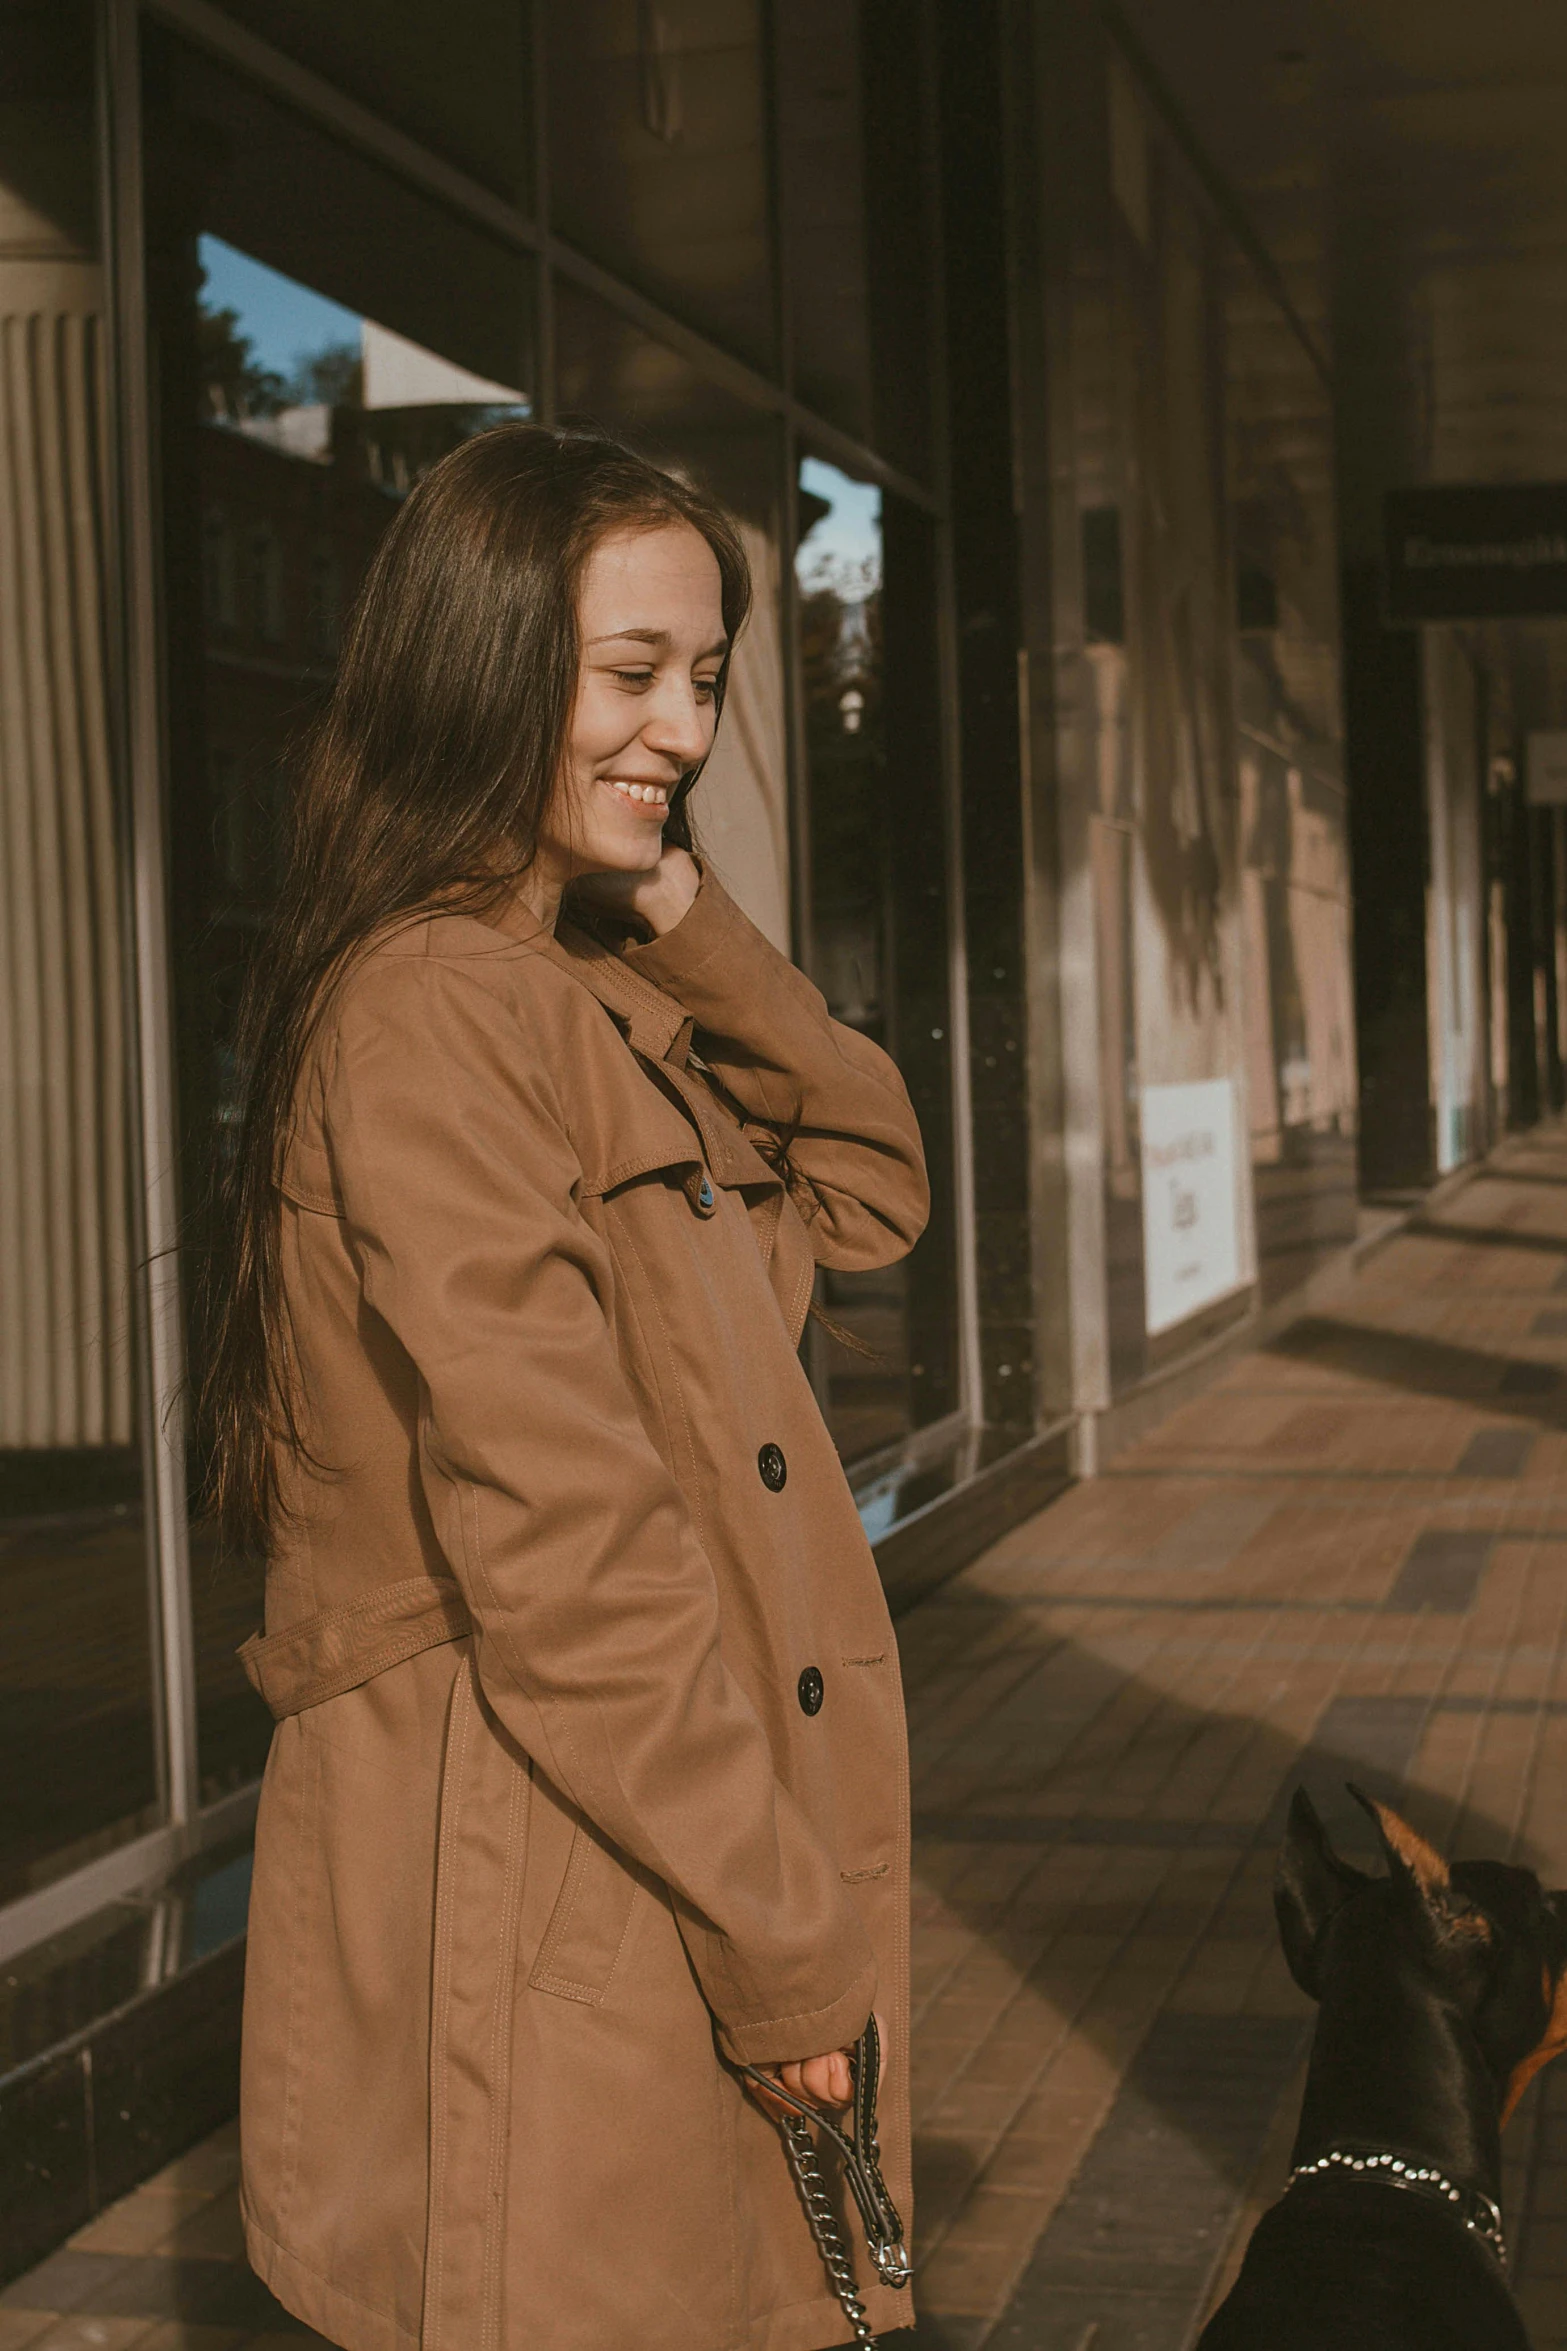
[1275,1787,1371,1998]
[1347,1785,1492,1950]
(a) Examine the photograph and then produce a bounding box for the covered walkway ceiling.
[1119,0,1567,723]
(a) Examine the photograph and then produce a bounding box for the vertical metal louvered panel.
[0,261,133,1449]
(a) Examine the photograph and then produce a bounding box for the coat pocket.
[527,1802,640,2005]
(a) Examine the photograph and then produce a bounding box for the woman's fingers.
[744,2042,855,2119]
[799,2048,853,2107]
[745,2015,897,2121]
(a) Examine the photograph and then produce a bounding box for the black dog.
[1198,1785,1567,2349]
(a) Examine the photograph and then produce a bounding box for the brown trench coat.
[237,868,928,2351]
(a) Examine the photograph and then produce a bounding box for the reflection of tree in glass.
[801,583,884,838]
[801,575,887,1041]
[799,579,882,758]
[286,340,362,409]
[197,303,286,424]
[198,301,363,424]
[800,567,909,1431]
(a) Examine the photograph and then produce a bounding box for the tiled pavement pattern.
[0,2119,327,2347]
[13,1128,1567,2346]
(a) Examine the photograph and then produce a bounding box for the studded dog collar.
[1288,2144,1508,2272]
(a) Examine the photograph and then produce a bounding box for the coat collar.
[544,919,782,1198]
[472,908,776,1191]
[472,889,692,1065]
[543,919,695,1068]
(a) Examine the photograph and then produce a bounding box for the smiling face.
[537,519,728,892]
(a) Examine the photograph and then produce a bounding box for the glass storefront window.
[548,3,776,374]
[776,0,933,478]
[143,30,537,1799]
[1084,80,1256,1383]
[795,454,958,1463]
[204,0,534,208]
[0,0,159,1904]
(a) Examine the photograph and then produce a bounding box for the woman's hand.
[746,2044,855,2124]
[743,2012,888,2124]
[574,842,700,938]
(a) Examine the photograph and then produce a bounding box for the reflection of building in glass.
[184,244,533,1169]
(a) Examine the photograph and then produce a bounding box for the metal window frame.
[1,0,987,1963]
[778,0,982,1467]
[0,1786,259,1972]
[920,0,984,1455]
[104,0,200,1839]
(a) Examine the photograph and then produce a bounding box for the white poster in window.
[1140,1080,1241,1336]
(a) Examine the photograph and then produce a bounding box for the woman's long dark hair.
[199,423,751,1557]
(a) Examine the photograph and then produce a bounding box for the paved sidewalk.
[9,1124,1567,2347]
[901,1125,1567,2349]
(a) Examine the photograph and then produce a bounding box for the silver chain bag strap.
[740,2017,911,2349]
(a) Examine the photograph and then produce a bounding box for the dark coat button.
[757,1442,787,1491]
[696,1173,714,1212]
[798,1666,824,1716]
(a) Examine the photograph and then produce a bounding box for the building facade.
[3,0,1557,2273]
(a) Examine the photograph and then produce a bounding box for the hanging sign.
[1384,485,1567,622]
[1141,1080,1241,1337]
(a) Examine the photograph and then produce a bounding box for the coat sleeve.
[322,951,877,2067]
[622,869,929,1271]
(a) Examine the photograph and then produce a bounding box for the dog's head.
[1275,1784,1567,2124]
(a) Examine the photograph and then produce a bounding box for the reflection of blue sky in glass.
[198,234,360,375]
[798,455,882,594]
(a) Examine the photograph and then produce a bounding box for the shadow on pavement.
[1268,1314,1567,1427]
[1407,1218,1567,1257]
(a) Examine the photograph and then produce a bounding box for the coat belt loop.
[238,1576,473,1719]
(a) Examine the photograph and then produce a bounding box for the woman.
[207,424,927,2351]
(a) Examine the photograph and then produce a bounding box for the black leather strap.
[737,2019,912,2315]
